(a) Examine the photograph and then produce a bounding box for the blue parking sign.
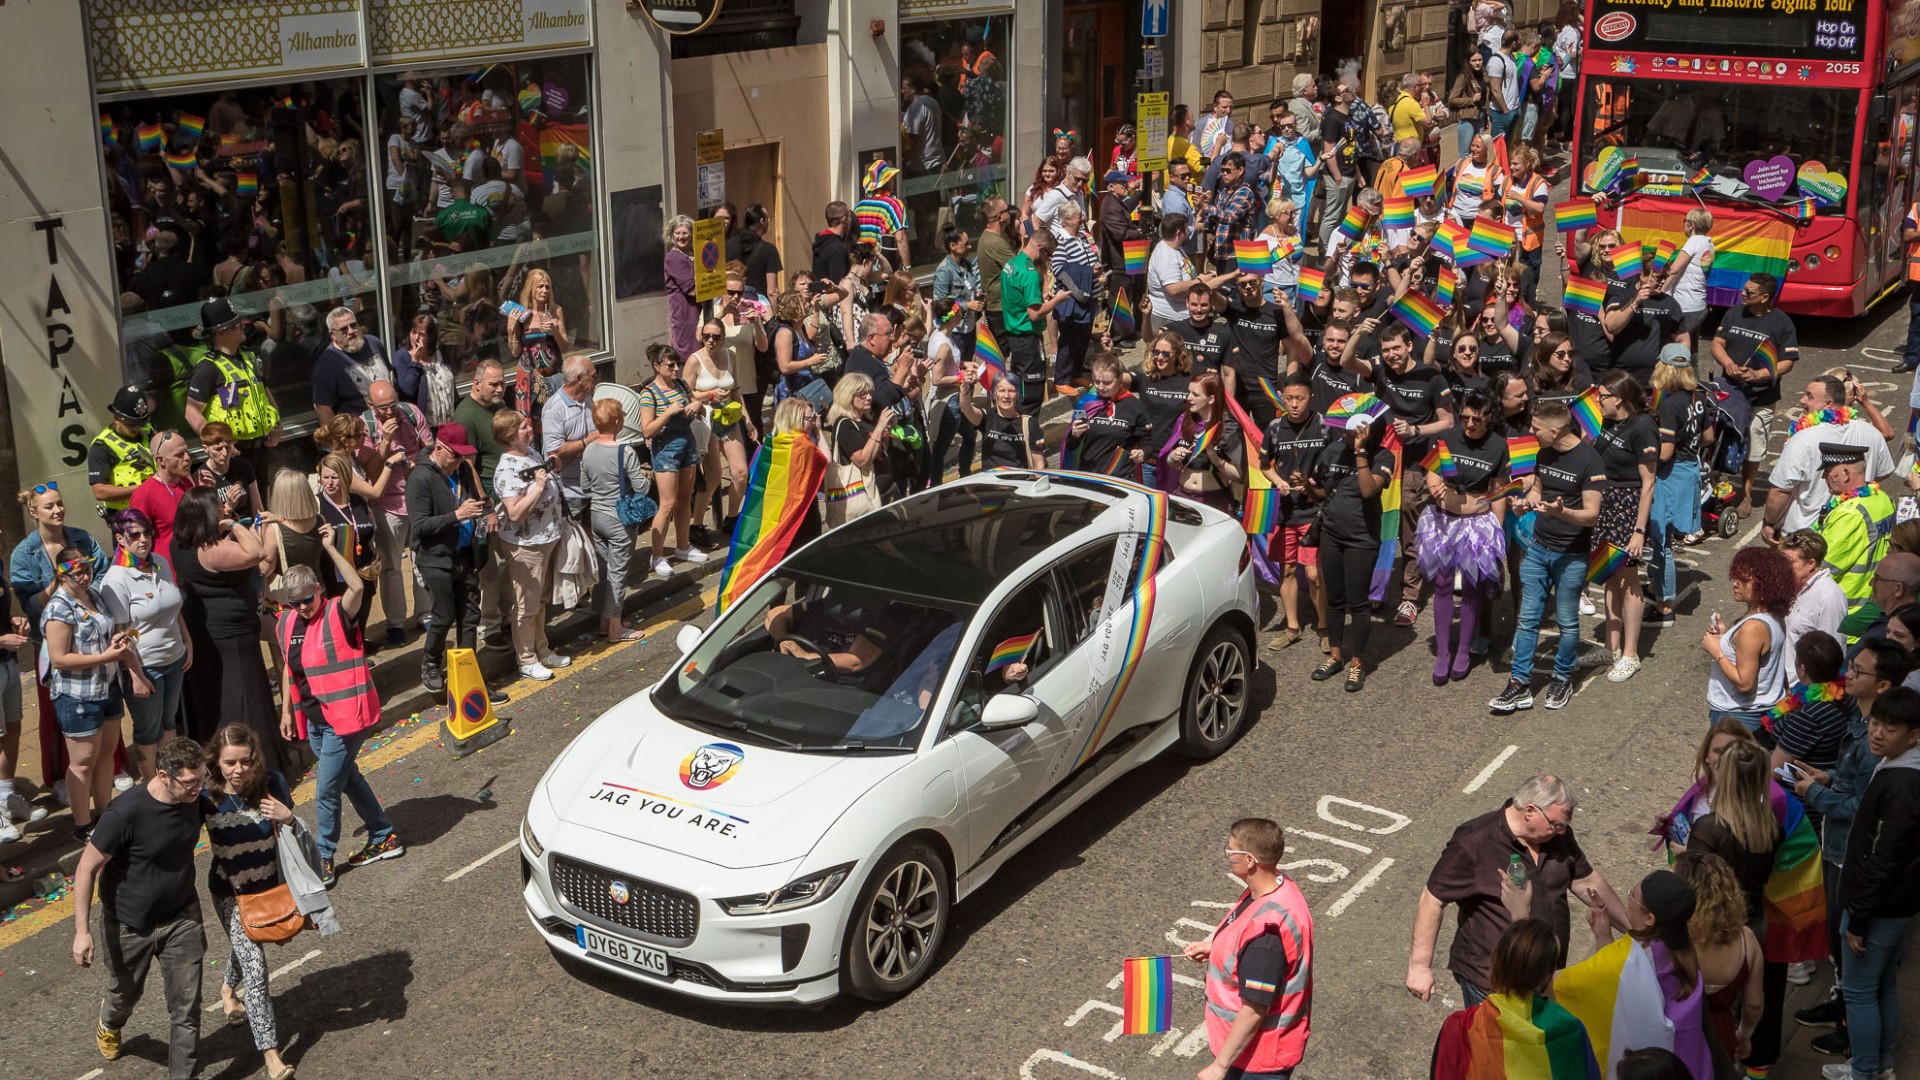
[1141,0,1169,37]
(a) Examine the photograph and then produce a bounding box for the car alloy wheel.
[843,839,950,1001]
[1179,624,1251,758]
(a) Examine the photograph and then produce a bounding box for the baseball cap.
[433,423,477,457]
[1104,169,1133,185]
[1658,344,1692,367]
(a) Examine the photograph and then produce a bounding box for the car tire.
[1178,623,1251,759]
[841,839,950,1002]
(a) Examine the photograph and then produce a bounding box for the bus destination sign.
[1587,0,1865,63]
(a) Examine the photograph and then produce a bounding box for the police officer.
[86,386,156,513]
[1816,441,1895,620]
[183,297,281,476]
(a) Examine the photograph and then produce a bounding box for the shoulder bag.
[614,443,658,528]
[237,822,310,943]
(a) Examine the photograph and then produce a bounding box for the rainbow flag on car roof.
[1619,204,1791,309]
[715,433,829,616]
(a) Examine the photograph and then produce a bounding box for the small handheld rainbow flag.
[1121,955,1175,1035]
[1750,337,1781,377]
[1562,275,1606,316]
[163,149,197,171]
[1467,217,1515,258]
[1586,540,1629,584]
[985,628,1042,673]
[1391,291,1447,337]
[1435,265,1458,306]
[1611,241,1645,280]
[1507,434,1540,477]
[1382,195,1416,231]
[1786,197,1818,224]
[99,114,114,144]
[1650,238,1678,273]
[1400,164,1439,199]
[1296,265,1326,303]
[1619,153,1641,182]
[1325,392,1390,431]
[974,321,1007,391]
[1336,205,1372,242]
[1420,442,1459,479]
[1234,240,1275,275]
[235,172,259,198]
[1434,219,1470,262]
[1688,164,1714,189]
[1190,422,1223,459]
[1110,289,1137,337]
[174,113,205,145]
[136,123,163,155]
[1122,238,1149,273]
[1571,386,1606,442]
[1271,234,1300,263]
[1553,199,1600,233]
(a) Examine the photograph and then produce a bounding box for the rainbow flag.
[1419,442,1458,479]
[1271,234,1300,263]
[1650,238,1678,273]
[1400,163,1439,198]
[174,112,205,145]
[163,149,197,171]
[715,433,830,615]
[1762,783,1828,962]
[974,321,1007,391]
[1553,199,1600,233]
[1336,205,1372,242]
[1507,434,1540,476]
[1467,217,1515,258]
[1190,422,1224,459]
[1227,397,1279,536]
[1611,242,1645,280]
[1391,291,1446,337]
[1750,337,1781,377]
[1620,204,1791,309]
[1586,540,1628,584]
[1554,937,1714,1079]
[1110,289,1137,337]
[1234,240,1275,275]
[1619,154,1641,181]
[1122,238,1149,273]
[1435,265,1458,305]
[518,85,545,114]
[1121,955,1175,1035]
[1382,195,1416,231]
[99,114,114,143]
[985,628,1041,673]
[1445,993,1602,1080]
[1370,425,1403,602]
[235,172,259,198]
[536,121,594,179]
[1562,275,1606,316]
[1785,196,1818,224]
[136,122,163,155]
[1572,386,1606,442]
[1296,265,1326,303]
[1687,165,1713,188]
[1434,219,1470,262]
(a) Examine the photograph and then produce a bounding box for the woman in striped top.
[202,722,296,1080]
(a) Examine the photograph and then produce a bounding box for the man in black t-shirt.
[1171,284,1232,374]
[1712,272,1800,496]
[1223,274,1311,428]
[1261,373,1331,647]
[1491,401,1606,714]
[1601,272,1682,389]
[72,737,209,1079]
[1307,322,1364,415]
[726,203,785,298]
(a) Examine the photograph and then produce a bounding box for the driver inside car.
[765,597,888,673]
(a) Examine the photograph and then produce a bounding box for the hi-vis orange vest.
[1204,878,1315,1073]
[276,597,380,739]
[1905,202,1920,283]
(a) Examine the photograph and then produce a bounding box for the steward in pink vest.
[1184,817,1314,1078]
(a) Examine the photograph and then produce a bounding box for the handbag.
[236,823,309,943]
[614,444,657,528]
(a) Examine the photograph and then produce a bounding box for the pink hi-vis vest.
[1203,877,1314,1072]
[276,597,381,740]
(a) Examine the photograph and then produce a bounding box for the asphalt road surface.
[4,299,1918,1080]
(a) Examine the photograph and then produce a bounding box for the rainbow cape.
[1121,955,1175,1035]
[1570,386,1605,442]
[1227,396,1279,536]
[1122,238,1149,273]
[1382,194,1416,231]
[1507,434,1540,477]
[714,433,829,615]
[1434,993,1601,1080]
[1336,205,1372,242]
[1553,199,1600,233]
[1553,939,1711,1080]
[1369,424,1404,603]
[1419,442,1458,480]
[985,628,1041,673]
[974,321,1007,391]
[1234,240,1275,275]
[1110,289,1137,337]
[1296,265,1326,303]
[1619,203,1791,308]
[1400,163,1439,198]
[1391,291,1446,337]
[1562,275,1606,317]
[1756,781,1828,961]
[1585,540,1628,584]
[1435,265,1458,306]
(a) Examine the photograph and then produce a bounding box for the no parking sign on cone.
[444,647,511,758]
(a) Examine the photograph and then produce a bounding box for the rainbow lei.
[1822,481,1881,517]
[1789,406,1856,436]
[1765,679,1847,728]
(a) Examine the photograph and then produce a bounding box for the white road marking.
[1315,796,1413,834]
[1187,900,1232,910]
[1064,999,1126,1042]
[443,838,519,882]
[75,1070,103,1080]
[1284,826,1373,854]
[1324,856,1395,918]
[1463,745,1520,794]
[1163,917,1217,949]
[1020,1049,1124,1078]
[1148,1027,1185,1057]
[270,949,322,981]
[1737,517,1764,549]
[1277,857,1351,883]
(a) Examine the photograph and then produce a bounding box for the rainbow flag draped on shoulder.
[1553,938,1714,1080]
[714,433,829,615]
[1651,779,1826,962]
[1431,992,1600,1080]
[1370,424,1403,603]
[1225,396,1278,536]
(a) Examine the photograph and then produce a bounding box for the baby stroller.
[1698,384,1750,541]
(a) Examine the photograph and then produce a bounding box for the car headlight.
[521,816,545,859]
[716,863,856,916]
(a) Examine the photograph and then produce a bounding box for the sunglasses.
[727,289,744,298]
[700,334,722,342]
[32,482,58,495]
[119,529,151,541]
[333,321,360,332]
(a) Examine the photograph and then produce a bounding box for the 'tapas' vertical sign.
[33,217,91,469]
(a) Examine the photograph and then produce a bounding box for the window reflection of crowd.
[897,20,1009,267]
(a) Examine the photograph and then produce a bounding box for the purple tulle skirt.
[1416,509,1507,591]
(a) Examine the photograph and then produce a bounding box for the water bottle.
[1506,853,1527,890]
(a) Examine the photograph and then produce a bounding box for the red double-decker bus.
[1574,0,1920,316]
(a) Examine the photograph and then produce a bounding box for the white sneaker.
[677,547,711,565]
[653,557,674,579]
[1579,593,1597,616]
[518,662,555,682]
[1606,656,1642,683]
[1787,960,1816,985]
[0,820,19,844]
[112,774,135,793]
[52,780,68,807]
[1821,1064,1896,1080]
[541,652,573,670]
[6,793,47,823]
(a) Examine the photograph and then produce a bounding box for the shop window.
[103,81,375,435]
[372,55,603,405]
[897,14,1013,270]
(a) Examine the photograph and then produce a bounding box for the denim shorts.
[651,433,699,472]
[50,685,125,740]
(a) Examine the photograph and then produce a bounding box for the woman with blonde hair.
[1258,197,1301,303]
[687,313,759,536]
[1673,850,1765,1067]
[882,270,931,328]
[1666,207,1715,350]
[509,267,570,414]
[313,454,382,629]
[1647,347,1710,625]
[663,214,700,357]
[491,410,571,682]
[823,373,885,526]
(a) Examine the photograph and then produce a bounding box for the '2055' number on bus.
[1827,62,1861,74]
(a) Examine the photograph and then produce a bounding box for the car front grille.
[551,854,699,946]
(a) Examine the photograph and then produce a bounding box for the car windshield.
[654,573,972,752]
[1579,78,1855,214]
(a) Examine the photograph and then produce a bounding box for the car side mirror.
[977,692,1038,731]
[675,623,703,657]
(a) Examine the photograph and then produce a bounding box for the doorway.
[1060,2,1129,162]
[723,141,783,264]
[1318,3,1372,80]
